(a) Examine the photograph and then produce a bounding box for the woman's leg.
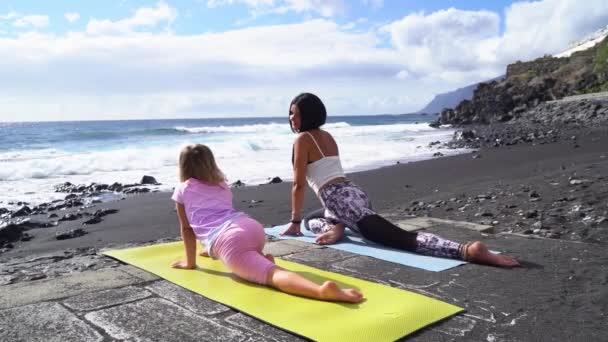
[359,216,519,267]
[318,182,518,267]
[214,217,364,302]
[461,241,520,267]
[307,181,376,246]
[357,214,418,251]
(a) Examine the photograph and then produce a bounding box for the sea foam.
[0,119,467,208]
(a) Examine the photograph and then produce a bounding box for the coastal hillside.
[554,25,608,58]
[433,33,608,125]
[417,76,503,115]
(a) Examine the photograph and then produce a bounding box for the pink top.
[171,178,245,256]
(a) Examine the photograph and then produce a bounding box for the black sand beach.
[2,127,606,259]
[1,125,607,341]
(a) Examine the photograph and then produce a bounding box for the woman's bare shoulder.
[319,129,337,144]
[294,132,309,143]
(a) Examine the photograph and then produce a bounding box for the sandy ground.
[1,128,607,341]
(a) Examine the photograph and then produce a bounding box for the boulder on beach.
[231,180,245,188]
[140,175,159,185]
[55,228,87,240]
[267,177,283,184]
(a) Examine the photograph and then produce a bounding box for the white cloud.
[65,12,81,23]
[498,0,608,62]
[0,16,427,121]
[86,1,177,35]
[386,7,500,75]
[13,15,49,28]
[207,0,275,7]
[385,0,608,83]
[0,11,18,20]
[208,0,346,17]
[0,0,607,121]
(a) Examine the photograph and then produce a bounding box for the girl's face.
[289,104,301,132]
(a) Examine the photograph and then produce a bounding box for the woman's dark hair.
[289,93,327,132]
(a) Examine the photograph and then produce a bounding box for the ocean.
[0,114,467,209]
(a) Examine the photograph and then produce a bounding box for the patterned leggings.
[314,180,466,260]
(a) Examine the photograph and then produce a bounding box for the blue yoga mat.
[265,223,467,272]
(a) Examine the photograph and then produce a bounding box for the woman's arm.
[172,202,197,269]
[291,134,309,221]
[281,134,308,235]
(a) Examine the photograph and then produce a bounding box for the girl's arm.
[172,202,197,269]
[281,134,308,235]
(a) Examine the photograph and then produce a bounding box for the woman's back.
[303,129,339,163]
[299,129,345,194]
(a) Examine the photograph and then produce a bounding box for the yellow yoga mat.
[103,242,462,341]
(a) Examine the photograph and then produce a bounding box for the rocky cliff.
[432,35,608,126]
[417,76,503,115]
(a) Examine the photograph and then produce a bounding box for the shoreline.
[0,116,447,209]
[1,123,607,341]
[1,125,606,261]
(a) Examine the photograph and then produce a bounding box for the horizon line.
[0,112,434,124]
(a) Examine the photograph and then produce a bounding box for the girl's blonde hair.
[178,144,225,183]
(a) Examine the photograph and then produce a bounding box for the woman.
[280,93,519,267]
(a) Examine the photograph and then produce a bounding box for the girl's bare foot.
[199,250,210,257]
[319,281,364,303]
[467,241,520,267]
[264,253,275,264]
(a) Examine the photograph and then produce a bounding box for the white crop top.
[304,132,346,194]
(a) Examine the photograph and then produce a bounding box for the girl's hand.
[280,222,303,236]
[171,260,195,269]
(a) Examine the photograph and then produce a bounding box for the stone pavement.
[1,219,606,341]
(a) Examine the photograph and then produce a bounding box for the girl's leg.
[266,267,363,303]
[214,217,364,302]
[199,241,209,257]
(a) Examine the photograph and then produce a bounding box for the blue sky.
[0,0,606,121]
[1,1,514,35]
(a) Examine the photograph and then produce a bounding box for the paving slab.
[226,313,304,342]
[62,285,152,311]
[328,229,608,341]
[117,264,161,281]
[1,217,605,342]
[146,280,230,315]
[0,267,144,309]
[393,219,426,232]
[402,217,494,233]
[262,239,321,257]
[85,298,246,342]
[0,302,102,342]
[282,247,356,266]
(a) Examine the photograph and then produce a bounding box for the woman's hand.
[280,222,303,236]
[171,260,196,269]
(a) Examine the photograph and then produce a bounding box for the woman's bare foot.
[319,281,364,303]
[467,241,520,267]
[315,224,345,245]
[264,253,275,264]
[199,250,210,257]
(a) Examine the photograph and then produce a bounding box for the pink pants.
[212,216,275,285]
